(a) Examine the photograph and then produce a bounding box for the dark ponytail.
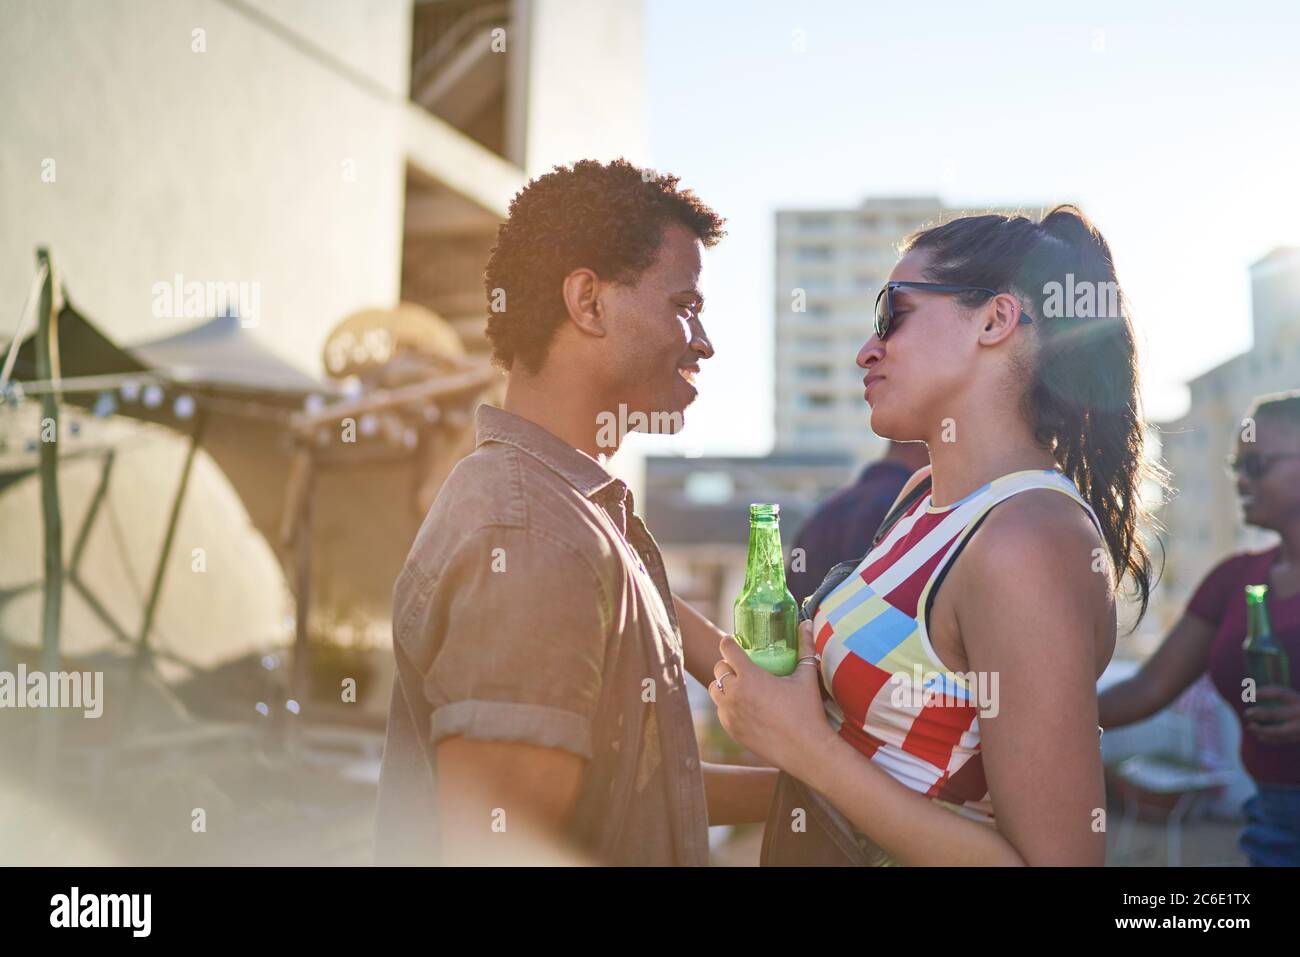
[903,205,1166,629]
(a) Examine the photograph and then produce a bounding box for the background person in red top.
[1100,390,1300,866]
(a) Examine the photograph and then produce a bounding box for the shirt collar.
[475,404,623,501]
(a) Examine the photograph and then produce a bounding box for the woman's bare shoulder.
[981,487,1102,546]
[958,491,1115,621]
[953,490,1117,673]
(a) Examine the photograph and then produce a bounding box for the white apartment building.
[1151,247,1300,632]
[773,196,1023,465]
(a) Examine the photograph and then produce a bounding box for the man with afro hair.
[377,159,777,865]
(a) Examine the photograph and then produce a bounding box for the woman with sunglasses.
[1098,391,1300,866]
[673,204,1160,865]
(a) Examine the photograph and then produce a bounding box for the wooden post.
[34,248,63,788]
[287,446,316,752]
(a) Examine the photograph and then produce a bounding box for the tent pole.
[34,248,63,789]
[69,449,116,575]
[135,410,208,665]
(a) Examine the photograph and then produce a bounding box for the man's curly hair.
[483,158,726,372]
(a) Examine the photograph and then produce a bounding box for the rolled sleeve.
[430,700,593,758]
[424,525,613,757]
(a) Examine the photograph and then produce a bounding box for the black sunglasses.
[873,281,1033,341]
[1226,452,1300,481]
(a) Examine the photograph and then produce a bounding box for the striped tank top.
[811,467,1105,827]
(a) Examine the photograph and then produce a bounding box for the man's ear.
[977,292,1024,345]
[562,268,607,338]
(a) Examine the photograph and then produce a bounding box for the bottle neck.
[1246,594,1274,644]
[743,521,788,589]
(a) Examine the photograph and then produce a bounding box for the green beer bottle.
[1244,584,1291,722]
[734,503,799,676]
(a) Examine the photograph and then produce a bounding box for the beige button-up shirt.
[375,404,708,865]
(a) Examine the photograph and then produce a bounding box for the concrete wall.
[0,0,411,375]
[521,0,647,175]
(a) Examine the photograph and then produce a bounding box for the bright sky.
[641,0,1300,456]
